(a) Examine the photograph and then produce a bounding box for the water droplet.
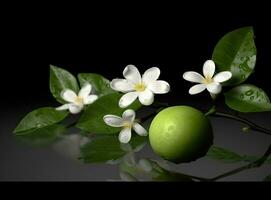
[245,89,254,96]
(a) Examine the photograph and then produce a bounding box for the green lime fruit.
[149,106,213,163]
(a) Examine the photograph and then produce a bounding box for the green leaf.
[224,84,271,112]
[50,65,79,103]
[80,135,146,163]
[14,107,68,134]
[207,146,271,164]
[264,175,271,182]
[212,27,256,86]
[149,160,194,181]
[76,93,142,134]
[15,124,66,147]
[207,146,244,163]
[78,73,116,97]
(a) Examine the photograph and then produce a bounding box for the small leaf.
[78,73,116,97]
[207,146,271,164]
[264,175,271,182]
[207,146,244,163]
[15,124,66,147]
[80,135,146,163]
[50,65,79,103]
[14,107,68,134]
[212,27,256,86]
[224,84,271,112]
[149,160,193,181]
[76,93,141,134]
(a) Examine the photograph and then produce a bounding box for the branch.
[210,112,271,136]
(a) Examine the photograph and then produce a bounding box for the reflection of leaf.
[224,84,271,113]
[212,27,256,86]
[120,158,194,182]
[80,135,146,163]
[264,175,271,182]
[15,124,66,147]
[78,73,116,97]
[76,93,142,134]
[207,146,271,164]
[119,171,138,181]
[50,65,79,103]
[13,107,68,134]
[149,160,194,181]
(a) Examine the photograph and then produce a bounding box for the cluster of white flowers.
[105,65,170,143]
[56,61,232,143]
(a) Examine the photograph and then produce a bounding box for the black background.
[2,4,271,107]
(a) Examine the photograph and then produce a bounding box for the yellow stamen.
[134,83,146,92]
[75,96,84,105]
[203,76,214,84]
[123,121,133,129]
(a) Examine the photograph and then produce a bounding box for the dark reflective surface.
[1,103,271,181]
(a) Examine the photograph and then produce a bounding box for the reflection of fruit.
[149,106,213,163]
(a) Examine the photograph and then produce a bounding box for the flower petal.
[142,67,160,85]
[61,89,77,103]
[123,65,141,84]
[68,104,83,114]
[189,84,206,95]
[213,71,232,83]
[122,109,135,122]
[183,71,204,83]
[138,89,154,106]
[119,128,132,143]
[103,115,124,127]
[206,82,222,94]
[119,92,139,108]
[84,95,98,104]
[78,84,92,98]
[133,122,147,136]
[110,79,134,92]
[56,104,70,111]
[203,60,215,78]
[148,80,170,94]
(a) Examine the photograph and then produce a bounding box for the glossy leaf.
[224,84,271,112]
[76,93,141,134]
[80,135,146,163]
[207,146,244,163]
[78,73,116,97]
[15,124,66,147]
[212,27,256,86]
[207,146,271,164]
[13,107,68,134]
[50,65,79,103]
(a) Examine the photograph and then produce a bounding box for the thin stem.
[210,143,271,181]
[211,112,271,136]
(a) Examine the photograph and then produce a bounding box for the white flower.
[103,109,147,143]
[56,83,98,114]
[183,60,232,95]
[110,65,170,108]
